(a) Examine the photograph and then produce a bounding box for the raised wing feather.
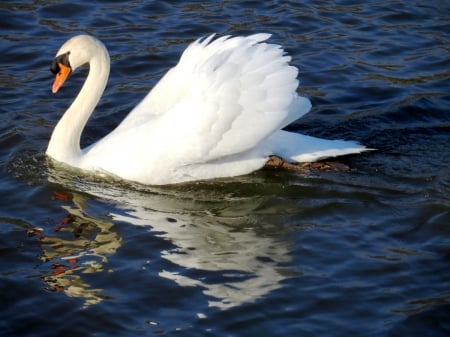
[116,34,309,164]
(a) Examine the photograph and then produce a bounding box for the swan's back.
[84,34,314,183]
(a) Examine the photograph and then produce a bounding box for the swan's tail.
[267,130,371,163]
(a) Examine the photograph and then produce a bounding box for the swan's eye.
[50,52,71,75]
[50,60,60,75]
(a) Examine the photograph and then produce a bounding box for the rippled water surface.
[1,1,449,336]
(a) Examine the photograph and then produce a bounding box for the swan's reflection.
[47,169,294,310]
[111,196,292,309]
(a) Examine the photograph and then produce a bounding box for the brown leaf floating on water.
[264,155,351,172]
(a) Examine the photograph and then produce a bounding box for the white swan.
[48,34,368,185]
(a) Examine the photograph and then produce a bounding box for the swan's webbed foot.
[264,155,351,173]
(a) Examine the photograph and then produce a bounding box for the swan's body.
[47,34,367,185]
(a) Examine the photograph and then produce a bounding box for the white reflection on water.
[112,198,291,310]
[46,168,294,310]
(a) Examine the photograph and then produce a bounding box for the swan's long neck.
[46,44,110,165]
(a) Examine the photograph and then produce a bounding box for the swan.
[48,34,368,185]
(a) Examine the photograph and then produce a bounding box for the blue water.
[1,1,449,336]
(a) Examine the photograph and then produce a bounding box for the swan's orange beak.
[52,63,72,94]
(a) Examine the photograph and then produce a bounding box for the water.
[1,1,449,336]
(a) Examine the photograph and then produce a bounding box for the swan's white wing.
[116,34,311,164]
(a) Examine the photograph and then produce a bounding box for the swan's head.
[50,35,107,94]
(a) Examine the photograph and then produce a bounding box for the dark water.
[1,1,449,336]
